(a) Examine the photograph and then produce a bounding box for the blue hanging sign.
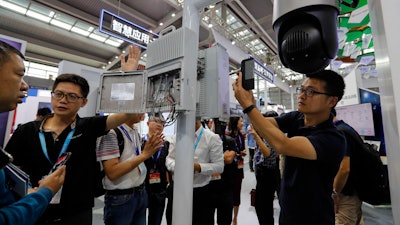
[253,58,274,84]
[99,9,159,49]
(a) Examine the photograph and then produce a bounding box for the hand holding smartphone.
[49,152,71,174]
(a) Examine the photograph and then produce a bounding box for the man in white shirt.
[96,114,164,225]
[165,120,224,225]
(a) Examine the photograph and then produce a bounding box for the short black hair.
[37,107,51,117]
[0,41,25,67]
[306,70,345,101]
[53,73,90,98]
[263,110,278,118]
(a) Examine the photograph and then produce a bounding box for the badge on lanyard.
[149,171,161,184]
[237,160,244,169]
[211,173,221,181]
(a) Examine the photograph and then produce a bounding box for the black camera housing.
[273,3,339,74]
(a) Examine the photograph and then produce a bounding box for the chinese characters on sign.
[99,9,158,49]
[111,20,150,45]
[253,58,274,84]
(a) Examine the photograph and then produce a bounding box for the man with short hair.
[0,40,65,225]
[5,45,151,225]
[96,113,164,225]
[232,70,346,225]
[143,114,171,225]
[165,119,224,225]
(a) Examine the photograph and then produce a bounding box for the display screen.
[336,102,375,136]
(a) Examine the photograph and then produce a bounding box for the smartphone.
[241,58,255,90]
[49,152,71,174]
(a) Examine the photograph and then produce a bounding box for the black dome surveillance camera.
[273,0,339,74]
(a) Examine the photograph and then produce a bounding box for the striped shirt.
[96,124,146,189]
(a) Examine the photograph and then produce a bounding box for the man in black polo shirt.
[5,45,159,225]
[232,70,346,225]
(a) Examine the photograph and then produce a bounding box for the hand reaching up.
[120,45,141,72]
[141,130,165,159]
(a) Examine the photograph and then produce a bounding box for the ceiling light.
[89,33,106,42]
[50,19,72,30]
[208,24,213,28]
[0,1,27,14]
[209,4,215,8]
[71,27,90,36]
[171,13,176,17]
[105,39,122,47]
[26,10,51,23]
[231,40,236,45]
[159,22,164,26]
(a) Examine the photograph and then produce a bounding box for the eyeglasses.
[51,91,84,102]
[296,87,333,97]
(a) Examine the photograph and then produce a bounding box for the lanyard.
[194,127,204,152]
[152,148,162,162]
[235,134,242,152]
[39,129,75,165]
[237,134,242,147]
[119,126,140,155]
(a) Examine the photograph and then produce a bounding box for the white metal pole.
[171,0,219,224]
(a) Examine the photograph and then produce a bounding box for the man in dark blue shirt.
[232,70,346,225]
[0,40,65,225]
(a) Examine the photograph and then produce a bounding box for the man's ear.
[328,96,339,108]
[80,98,88,108]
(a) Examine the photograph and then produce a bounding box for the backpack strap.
[113,128,125,156]
[335,121,364,146]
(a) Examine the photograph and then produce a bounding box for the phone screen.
[49,152,71,174]
[241,58,255,90]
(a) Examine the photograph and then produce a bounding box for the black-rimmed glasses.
[295,87,333,97]
[51,91,84,102]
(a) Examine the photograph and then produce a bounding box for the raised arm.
[105,45,143,131]
[248,127,271,158]
[232,73,317,160]
[120,45,141,72]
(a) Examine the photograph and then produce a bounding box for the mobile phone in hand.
[49,152,71,174]
[241,58,255,90]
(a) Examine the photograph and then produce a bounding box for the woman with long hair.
[228,116,247,225]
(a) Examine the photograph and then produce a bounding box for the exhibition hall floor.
[93,159,393,225]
